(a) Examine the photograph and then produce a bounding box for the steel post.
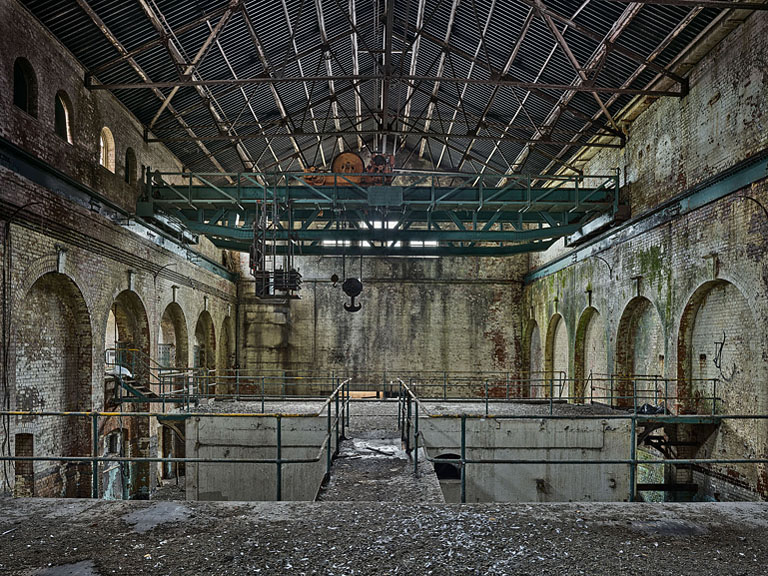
[414,400,419,477]
[91,413,99,499]
[335,388,340,447]
[326,402,332,474]
[276,415,282,501]
[629,415,636,502]
[549,375,554,416]
[460,415,467,504]
[346,380,350,428]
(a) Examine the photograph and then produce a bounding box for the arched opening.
[124,147,137,185]
[194,310,217,393]
[105,290,151,371]
[434,453,461,480]
[13,57,37,117]
[574,307,607,403]
[54,90,73,143]
[14,272,92,497]
[677,280,757,414]
[158,302,189,481]
[99,127,115,172]
[616,297,664,408]
[522,320,542,398]
[103,290,151,499]
[675,280,761,498]
[217,316,235,391]
[159,302,189,369]
[544,314,569,399]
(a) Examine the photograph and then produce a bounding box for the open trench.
[316,400,445,502]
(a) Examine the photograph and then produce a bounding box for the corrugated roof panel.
[19,0,731,175]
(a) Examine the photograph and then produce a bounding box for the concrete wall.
[419,417,632,502]
[524,11,768,500]
[240,256,526,380]
[186,414,334,501]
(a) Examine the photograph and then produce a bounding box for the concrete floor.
[1,498,767,575]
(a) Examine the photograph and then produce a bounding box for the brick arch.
[105,290,151,361]
[13,255,96,320]
[615,296,664,408]
[194,310,216,372]
[574,306,607,402]
[159,302,189,368]
[14,271,93,497]
[676,279,758,414]
[521,319,541,397]
[217,315,235,372]
[544,313,568,399]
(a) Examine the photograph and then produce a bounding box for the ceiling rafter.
[147,1,239,131]
[314,0,345,154]
[537,5,705,176]
[137,0,258,172]
[242,1,307,168]
[74,0,230,177]
[435,0,498,169]
[506,0,643,176]
[30,0,742,175]
[398,0,426,152]
[419,0,460,158]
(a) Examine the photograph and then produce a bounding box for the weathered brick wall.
[524,10,768,501]
[0,0,239,496]
[239,256,526,380]
[532,10,768,266]
[0,171,237,496]
[546,314,569,398]
[0,0,188,214]
[576,308,608,400]
[526,167,768,499]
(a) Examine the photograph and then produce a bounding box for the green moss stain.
[633,244,666,289]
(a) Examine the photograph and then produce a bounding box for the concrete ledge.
[1,498,767,574]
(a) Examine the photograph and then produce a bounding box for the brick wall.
[524,10,768,500]
[575,308,608,401]
[0,0,239,496]
[532,10,768,267]
[0,0,187,214]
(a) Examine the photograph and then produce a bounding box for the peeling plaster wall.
[240,256,526,380]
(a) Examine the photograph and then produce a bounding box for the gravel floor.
[420,400,626,417]
[1,499,767,575]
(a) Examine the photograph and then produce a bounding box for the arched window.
[99,127,115,172]
[13,58,38,117]
[54,91,73,143]
[124,147,137,184]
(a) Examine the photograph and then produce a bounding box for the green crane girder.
[137,170,621,256]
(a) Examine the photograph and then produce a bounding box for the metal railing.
[399,373,722,416]
[395,378,759,504]
[103,351,724,418]
[0,379,352,501]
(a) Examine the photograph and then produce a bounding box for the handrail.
[0,378,353,501]
[396,378,748,504]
